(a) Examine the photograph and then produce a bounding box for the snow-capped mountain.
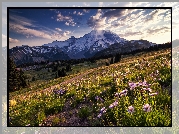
[9,30,157,65]
[43,30,127,59]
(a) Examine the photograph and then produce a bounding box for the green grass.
[9,48,171,126]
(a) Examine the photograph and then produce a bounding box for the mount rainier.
[9,30,156,65]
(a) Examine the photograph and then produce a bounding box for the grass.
[9,48,171,126]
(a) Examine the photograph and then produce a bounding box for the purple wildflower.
[53,88,66,95]
[95,96,99,101]
[128,106,134,113]
[99,97,104,102]
[115,92,120,97]
[109,101,118,109]
[129,82,137,90]
[142,80,148,87]
[143,104,151,112]
[138,82,143,86]
[100,107,106,113]
[97,113,102,118]
[95,96,104,102]
[120,89,128,97]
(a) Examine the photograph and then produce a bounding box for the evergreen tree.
[58,68,66,77]
[110,57,114,64]
[9,57,18,91]
[66,64,72,72]
[114,53,121,63]
[32,76,36,81]
[9,57,27,92]
[19,68,28,87]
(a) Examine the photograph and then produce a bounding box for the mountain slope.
[93,39,156,58]
[9,30,157,65]
[9,45,70,65]
[43,30,126,59]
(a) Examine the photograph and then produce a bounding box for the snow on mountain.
[43,30,124,58]
[9,45,70,65]
[9,30,158,65]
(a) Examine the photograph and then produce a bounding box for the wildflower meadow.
[9,48,171,126]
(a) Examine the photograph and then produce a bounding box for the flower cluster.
[128,82,137,90]
[53,88,66,96]
[97,107,107,118]
[115,89,128,97]
[109,101,118,109]
[129,80,150,89]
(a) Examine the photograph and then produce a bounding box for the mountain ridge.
[9,30,157,65]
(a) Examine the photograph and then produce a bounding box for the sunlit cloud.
[55,28,62,32]
[4,2,175,48]
[9,37,20,43]
[56,12,76,26]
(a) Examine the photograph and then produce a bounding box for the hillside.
[9,48,171,127]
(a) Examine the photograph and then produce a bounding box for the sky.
[2,2,179,48]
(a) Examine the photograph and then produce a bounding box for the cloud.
[9,23,52,40]
[118,31,143,37]
[145,9,171,25]
[9,14,36,28]
[147,26,170,35]
[9,14,60,39]
[57,13,72,21]
[55,28,62,32]
[77,12,83,16]
[87,9,147,31]
[111,22,125,28]
[56,13,76,26]
[87,9,109,30]
[9,37,20,43]
[9,13,71,41]
[145,10,159,22]
[73,11,76,14]
[117,9,171,35]
[83,9,90,13]
[65,22,69,26]
[102,9,127,18]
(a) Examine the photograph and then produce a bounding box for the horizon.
[8,8,172,49]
